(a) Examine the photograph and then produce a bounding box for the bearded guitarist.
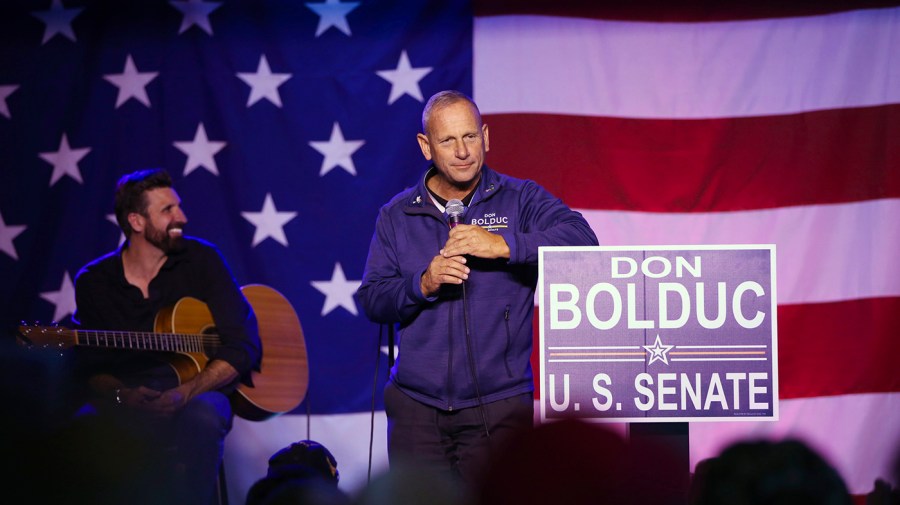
[71,168,262,505]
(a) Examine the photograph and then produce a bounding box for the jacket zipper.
[447,299,454,411]
[503,304,513,378]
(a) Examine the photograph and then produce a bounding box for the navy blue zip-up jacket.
[359,165,598,411]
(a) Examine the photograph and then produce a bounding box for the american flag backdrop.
[1,0,898,501]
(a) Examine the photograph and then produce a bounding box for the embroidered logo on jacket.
[470,212,509,232]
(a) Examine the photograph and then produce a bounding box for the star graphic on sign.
[40,271,77,323]
[643,334,674,365]
[305,0,360,37]
[0,211,27,260]
[32,0,83,45]
[169,0,222,35]
[173,122,226,176]
[311,262,362,316]
[309,122,365,176]
[106,214,125,246]
[376,50,432,105]
[236,55,292,108]
[103,54,159,108]
[39,133,91,186]
[0,85,18,119]
[241,193,297,247]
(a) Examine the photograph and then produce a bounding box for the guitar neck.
[73,329,219,354]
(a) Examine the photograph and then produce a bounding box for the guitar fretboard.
[75,329,220,354]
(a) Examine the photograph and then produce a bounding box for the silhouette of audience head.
[246,440,348,505]
[692,439,852,505]
[267,439,340,485]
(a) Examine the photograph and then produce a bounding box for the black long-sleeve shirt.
[72,237,261,393]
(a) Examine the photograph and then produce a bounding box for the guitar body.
[237,284,309,421]
[154,285,309,421]
[152,297,215,389]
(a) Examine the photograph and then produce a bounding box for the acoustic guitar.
[17,284,308,421]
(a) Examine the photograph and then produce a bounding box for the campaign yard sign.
[539,245,778,423]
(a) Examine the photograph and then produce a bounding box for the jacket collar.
[404,165,502,217]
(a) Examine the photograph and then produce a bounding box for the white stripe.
[678,345,768,348]
[577,198,900,305]
[690,392,900,494]
[547,358,646,363]
[671,356,767,361]
[474,8,900,119]
[549,346,642,349]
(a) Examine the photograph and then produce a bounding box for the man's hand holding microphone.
[420,199,510,297]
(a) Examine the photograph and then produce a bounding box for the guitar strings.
[75,330,223,351]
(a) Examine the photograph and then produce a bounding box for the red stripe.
[474,1,900,22]
[778,297,900,399]
[532,296,900,400]
[484,106,900,212]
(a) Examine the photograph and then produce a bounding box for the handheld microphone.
[446,199,465,229]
